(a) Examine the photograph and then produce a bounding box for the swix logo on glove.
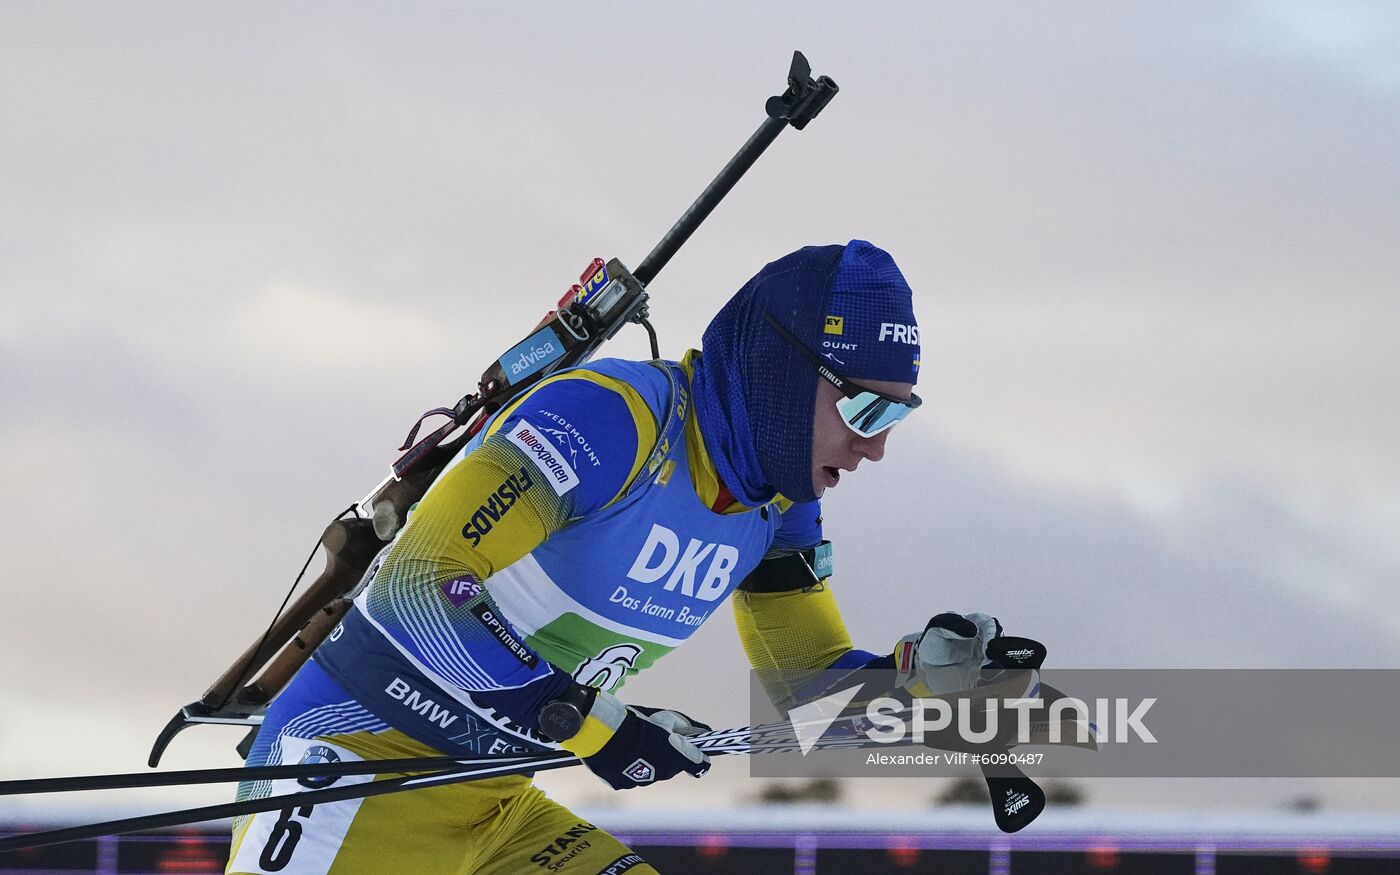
[624,523,739,602]
[506,421,578,495]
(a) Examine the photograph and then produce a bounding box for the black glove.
[566,692,711,790]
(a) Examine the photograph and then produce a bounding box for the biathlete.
[227,240,1008,874]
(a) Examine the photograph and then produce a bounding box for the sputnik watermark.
[863,695,1156,745]
[787,685,1157,756]
[757,669,1400,778]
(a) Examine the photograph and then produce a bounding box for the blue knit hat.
[692,240,919,505]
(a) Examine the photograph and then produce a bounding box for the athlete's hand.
[894,612,1003,697]
[568,692,711,790]
[628,705,713,737]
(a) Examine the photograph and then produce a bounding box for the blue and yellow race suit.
[227,352,863,875]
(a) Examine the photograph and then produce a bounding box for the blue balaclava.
[692,239,920,505]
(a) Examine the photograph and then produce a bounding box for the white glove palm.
[894,612,1002,697]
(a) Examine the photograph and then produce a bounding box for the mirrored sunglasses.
[763,313,921,438]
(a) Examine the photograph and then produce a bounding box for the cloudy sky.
[2,3,1397,820]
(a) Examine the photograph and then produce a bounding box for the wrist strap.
[739,540,833,593]
[561,690,625,758]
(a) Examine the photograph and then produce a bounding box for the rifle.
[148,50,838,767]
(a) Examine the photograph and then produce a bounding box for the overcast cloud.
[1,2,1397,817]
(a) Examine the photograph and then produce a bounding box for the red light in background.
[1086,845,1121,869]
[1298,847,1331,873]
[696,833,728,859]
[886,838,921,868]
[157,830,223,873]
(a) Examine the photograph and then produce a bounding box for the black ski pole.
[1,725,759,853]
[2,708,809,798]
[1,695,1031,851]
[0,753,580,855]
[0,720,862,853]
[0,752,544,798]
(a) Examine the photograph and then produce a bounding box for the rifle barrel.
[634,114,788,286]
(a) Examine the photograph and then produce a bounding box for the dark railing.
[4,825,1400,874]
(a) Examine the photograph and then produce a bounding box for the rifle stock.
[243,597,353,705]
[201,429,480,711]
[199,517,381,709]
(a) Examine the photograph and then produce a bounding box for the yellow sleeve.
[388,432,565,584]
[380,371,658,588]
[732,581,855,710]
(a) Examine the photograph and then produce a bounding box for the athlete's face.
[810,377,915,497]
